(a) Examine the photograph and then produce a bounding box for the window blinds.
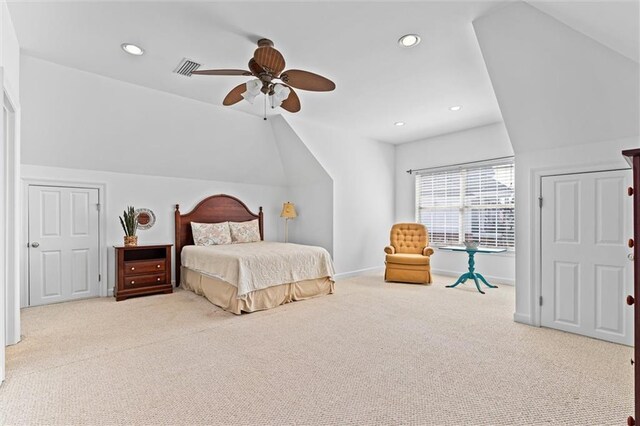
[415,159,515,249]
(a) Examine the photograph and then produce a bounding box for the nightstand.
[114,244,173,301]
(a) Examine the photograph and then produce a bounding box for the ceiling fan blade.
[191,69,252,76]
[280,69,335,92]
[280,86,301,113]
[253,46,286,76]
[223,83,247,106]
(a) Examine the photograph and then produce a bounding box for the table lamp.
[280,202,297,243]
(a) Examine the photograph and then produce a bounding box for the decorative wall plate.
[135,208,156,230]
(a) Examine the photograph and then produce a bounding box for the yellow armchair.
[384,223,433,284]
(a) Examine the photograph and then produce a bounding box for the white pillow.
[228,219,261,243]
[191,222,232,246]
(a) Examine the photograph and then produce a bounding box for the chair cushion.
[386,253,430,266]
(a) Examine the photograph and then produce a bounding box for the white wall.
[270,115,333,253]
[474,2,640,324]
[473,2,638,155]
[1,1,18,96]
[20,55,287,186]
[21,164,287,300]
[395,122,515,284]
[287,117,395,276]
[0,0,21,380]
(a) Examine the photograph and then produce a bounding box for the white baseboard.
[334,266,384,280]
[431,268,515,286]
[513,312,533,325]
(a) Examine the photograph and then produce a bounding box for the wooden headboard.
[174,194,263,286]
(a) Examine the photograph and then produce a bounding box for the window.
[415,159,515,249]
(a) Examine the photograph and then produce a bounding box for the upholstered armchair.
[384,223,434,284]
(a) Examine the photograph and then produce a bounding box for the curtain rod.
[406,155,514,175]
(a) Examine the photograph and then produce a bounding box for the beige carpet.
[1,273,634,425]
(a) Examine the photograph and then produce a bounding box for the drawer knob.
[629,187,634,196]
[629,239,635,248]
[131,267,135,271]
[627,295,635,305]
[157,265,161,268]
[157,277,161,281]
[130,281,135,284]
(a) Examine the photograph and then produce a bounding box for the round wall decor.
[135,208,156,230]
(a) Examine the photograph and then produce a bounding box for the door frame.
[21,179,108,306]
[530,163,631,327]
[3,70,21,353]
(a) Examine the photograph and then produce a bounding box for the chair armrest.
[384,245,396,255]
[423,247,434,256]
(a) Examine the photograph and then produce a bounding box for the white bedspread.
[181,242,335,298]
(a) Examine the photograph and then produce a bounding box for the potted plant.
[119,206,138,246]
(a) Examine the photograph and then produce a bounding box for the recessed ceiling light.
[394,121,405,126]
[121,43,144,56]
[449,105,462,111]
[398,34,421,48]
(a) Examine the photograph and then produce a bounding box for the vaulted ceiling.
[7,1,639,144]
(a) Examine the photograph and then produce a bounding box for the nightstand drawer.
[123,273,166,289]
[124,259,166,276]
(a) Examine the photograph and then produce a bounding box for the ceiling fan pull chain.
[263,94,267,121]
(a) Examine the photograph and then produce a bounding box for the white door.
[541,170,633,345]
[28,186,100,306]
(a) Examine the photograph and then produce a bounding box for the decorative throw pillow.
[228,219,261,243]
[191,222,232,246]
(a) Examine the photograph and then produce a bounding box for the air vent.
[174,58,201,77]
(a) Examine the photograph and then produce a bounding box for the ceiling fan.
[191,38,335,114]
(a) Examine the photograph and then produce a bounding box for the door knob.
[629,253,635,261]
[31,242,40,248]
[627,295,635,305]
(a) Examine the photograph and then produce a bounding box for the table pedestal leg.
[445,251,499,294]
[476,272,498,289]
[446,273,470,288]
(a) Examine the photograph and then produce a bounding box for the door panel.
[71,191,90,236]
[71,249,90,294]
[595,177,624,245]
[541,170,633,345]
[554,180,580,243]
[553,261,580,326]
[41,190,61,237]
[594,265,624,335]
[28,186,100,306]
[40,250,62,298]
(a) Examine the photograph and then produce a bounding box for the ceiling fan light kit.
[191,38,335,116]
[270,84,291,109]
[242,79,263,104]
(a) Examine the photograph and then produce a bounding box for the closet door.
[28,185,100,306]
[541,170,633,345]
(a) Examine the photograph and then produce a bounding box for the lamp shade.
[280,202,297,219]
[242,79,263,104]
[270,83,291,109]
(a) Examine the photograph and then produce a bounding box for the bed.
[175,194,335,314]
